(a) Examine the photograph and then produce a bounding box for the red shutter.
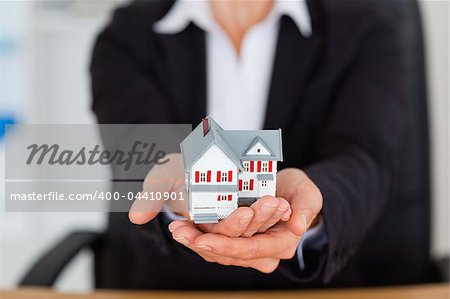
[195,171,199,183]
[217,195,220,201]
[250,161,254,172]
[239,180,242,191]
[228,194,232,201]
[228,170,232,182]
[207,170,211,182]
[257,161,261,172]
[249,179,254,190]
[268,161,273,172]
[217,171,221,182]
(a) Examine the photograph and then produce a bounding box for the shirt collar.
[153,0,312,37]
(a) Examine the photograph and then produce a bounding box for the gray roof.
[219,129,283,161]
[180,116,283,170]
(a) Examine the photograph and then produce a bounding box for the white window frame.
[200,172,206,182]
[243,161,250,172]
[243,181,249,191]
[261,162,268,172]
[261,180,267,187]
[221,172,229,182]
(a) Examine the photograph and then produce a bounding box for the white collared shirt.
[154,0,312,130]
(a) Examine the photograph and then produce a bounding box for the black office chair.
[19,0,448,288]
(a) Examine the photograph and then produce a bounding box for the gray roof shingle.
[180,116,283,170]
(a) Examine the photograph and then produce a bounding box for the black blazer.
[91,0,406,289]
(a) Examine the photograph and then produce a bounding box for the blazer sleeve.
[90,5,172,124]
[301,10,406,283]
[90,4,180,261]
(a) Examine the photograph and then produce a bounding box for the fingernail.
[277,206,287,212]
[282,209,291,221]
[168,222,176,232]
[239,215,253,225]
[196,244,212,251]
[174,236,189,246]
[261,202,277,214]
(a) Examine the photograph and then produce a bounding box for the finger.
[276,169,323,236]
[250,258,280,273]
[287,185,321,236]
[198,207,254,237]
[129,174,173,225]
[257,197,291,233]
[164,178,189,216]
[168,220,191,233]
[128,191,164,225]
[130,153,186,225]
[193,226,295,260]
[192,244,280,273]
[241,196,280,237]
[280,206,292,221]
[171,223,286,273]
[196,250,242,266]
[196,249,280,273]
[129,176,187,224]
[169,221,250,264]
[170,220,204,248]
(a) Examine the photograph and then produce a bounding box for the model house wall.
[238,161,277,200]
[181,117,283,223]
[189,144,238,220]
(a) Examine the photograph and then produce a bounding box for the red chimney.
[202,118,209,136]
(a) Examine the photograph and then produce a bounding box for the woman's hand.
[128,153,188,224]
[128,153,292,237]
[168,168,323,273]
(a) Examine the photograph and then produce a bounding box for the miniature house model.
[180,117,283,224]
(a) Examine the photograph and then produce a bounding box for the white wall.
[0,1,125,292]
[419,0,450,259]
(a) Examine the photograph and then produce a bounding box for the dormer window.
[244,137,272,156]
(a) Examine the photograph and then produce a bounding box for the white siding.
[191,145,237,184]
[238,161,277,198]
[258,180,276,197]
[190,192,237,219]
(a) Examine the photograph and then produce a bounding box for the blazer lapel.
[263,15,322,130]
[157,24,207,125]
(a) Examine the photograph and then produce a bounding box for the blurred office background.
[0,0,448,292]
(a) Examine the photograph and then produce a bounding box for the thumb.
[128,192,164,225]
[286,180,323,236]
[287,205,316,236]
